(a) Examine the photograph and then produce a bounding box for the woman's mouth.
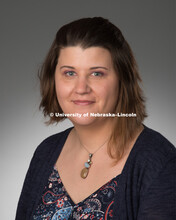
[72,100,95,106]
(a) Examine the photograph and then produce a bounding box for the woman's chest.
[32,165,120,220]
[56,153,124,205]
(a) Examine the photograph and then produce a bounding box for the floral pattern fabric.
[33,166,120,220]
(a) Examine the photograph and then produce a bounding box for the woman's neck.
[72,118,114,153]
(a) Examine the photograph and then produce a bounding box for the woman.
[16,17,176,220]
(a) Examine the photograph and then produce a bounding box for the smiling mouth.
[72,100,95,106]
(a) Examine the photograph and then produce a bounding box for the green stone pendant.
[80,153,93,179]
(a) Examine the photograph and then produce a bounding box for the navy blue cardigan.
[16,125,176,219]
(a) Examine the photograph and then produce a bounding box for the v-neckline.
[54,165,121,206]
[52,125,146,206]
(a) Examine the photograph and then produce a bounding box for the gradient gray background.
[1,0,175,219]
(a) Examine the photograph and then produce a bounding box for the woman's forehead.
[57,46,114,69]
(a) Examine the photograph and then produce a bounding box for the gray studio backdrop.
[1,0,175,219]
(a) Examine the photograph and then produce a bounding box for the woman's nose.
[75,76,91,94]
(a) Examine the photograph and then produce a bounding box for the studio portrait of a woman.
[14,16,176,220]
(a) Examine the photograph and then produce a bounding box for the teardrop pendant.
[80,167,89,179]
[80,153,93,179]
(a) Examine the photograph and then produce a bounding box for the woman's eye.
[92,72,104,77]
[64,71,76,76]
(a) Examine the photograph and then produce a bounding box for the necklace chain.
[79,137,109,155]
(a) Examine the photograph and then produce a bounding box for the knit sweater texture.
[15,125,176,220]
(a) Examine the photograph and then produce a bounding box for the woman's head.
[54,46,119,126]
[39,17,147,159]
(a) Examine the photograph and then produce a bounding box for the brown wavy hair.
[39,17,147,160]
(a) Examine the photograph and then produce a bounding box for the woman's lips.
[72,100,95,106]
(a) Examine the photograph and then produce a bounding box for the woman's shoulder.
[129,125,176,174]
[137,125,176,158]
[33,127,73,158]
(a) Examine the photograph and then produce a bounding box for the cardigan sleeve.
[15,150,37,220]
[137,157,176,220]
[15,138,55,220]
[15,138,50,219]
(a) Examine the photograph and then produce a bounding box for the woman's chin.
[68,116,101,127]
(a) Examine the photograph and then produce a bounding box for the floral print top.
[32,165,120,220]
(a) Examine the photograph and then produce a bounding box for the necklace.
[78,137,109,179]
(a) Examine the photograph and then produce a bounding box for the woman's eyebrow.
[60,66,109,70]
[60,65,75,70]
[90,66,109,70]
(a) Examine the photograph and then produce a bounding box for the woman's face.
[55,46,119,126]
